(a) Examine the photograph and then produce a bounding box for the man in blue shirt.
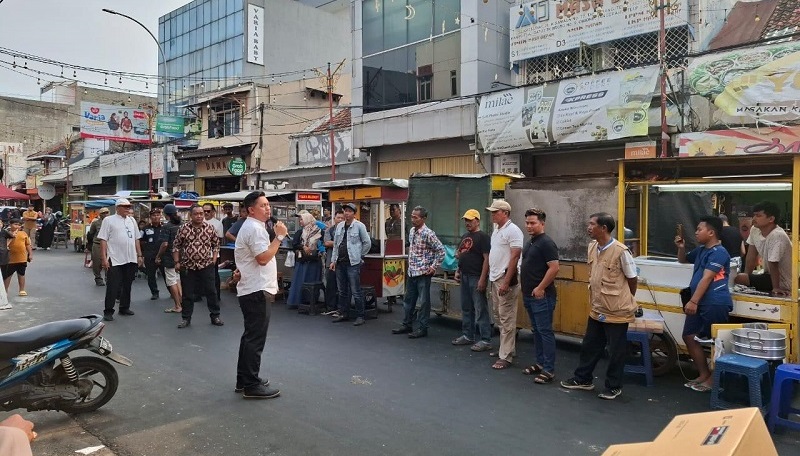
[676,215,732,392]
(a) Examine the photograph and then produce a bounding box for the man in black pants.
[140,208,165,300]
[97,199,143,321]
[323,209,344,312]
[233,191,288,399]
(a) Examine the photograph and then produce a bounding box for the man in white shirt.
[203,203,225,301]
[234,191,288,400]
[485,200,524,370]
[98,198,143,321]
[735,201,793,296]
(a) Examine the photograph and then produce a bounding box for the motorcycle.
[0,315,131,414]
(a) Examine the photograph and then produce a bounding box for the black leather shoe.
[331,315,350,323]
[119,309,135,316]
[242,384,281,399]
[391,325,412,335]
[103,314,114,321]
[150,294,159,300]
[408,330,428,339]
[177,319,191,328]
[235,380,270,394]
[211,317,224,326]
[352,317,365,326]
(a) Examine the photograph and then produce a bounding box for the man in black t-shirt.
[452,209,492,351]
[520,208,560,384]
[719,215,743,268]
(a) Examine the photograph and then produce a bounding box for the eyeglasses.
[203,210,212,213]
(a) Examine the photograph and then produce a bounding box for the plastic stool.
[711,354,770,414]
[624,331,654,387]
[768,363,800,432]
[298,282,326,315]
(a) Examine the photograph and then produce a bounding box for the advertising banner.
[383,259,405,297]
[247,4,264,65]
[553,66,659,143]
[477,85,557,153]
[678,127,800,157]
[80,102,151,144]
[155,115,186,138]
[688,42,800,123]
[510,0,688,62]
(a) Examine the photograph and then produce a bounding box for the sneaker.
[119,309,135,316]
[95,279,105,286]
[211,317,224,326]
[352,317,365,326]
[235,380,270,394]
[103,314,114,321]
[452,335,474,346]
[242,384,281,399]
[150,294,159,300]
[598,388,622,400]
[0,303,11,310]
[560,377,595,391]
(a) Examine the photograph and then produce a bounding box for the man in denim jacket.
[329,203,371,326]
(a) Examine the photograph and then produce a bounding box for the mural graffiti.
[293,130,353,166]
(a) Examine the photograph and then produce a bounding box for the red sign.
[679,127,800,157]
[296,192,322,203]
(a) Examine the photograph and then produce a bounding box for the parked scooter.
[0,314,131,414]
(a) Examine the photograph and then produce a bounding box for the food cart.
[68,199,117,248]
[312,178,408,308]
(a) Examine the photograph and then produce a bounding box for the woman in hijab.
[286,211,324,309]
[37,208,56,250]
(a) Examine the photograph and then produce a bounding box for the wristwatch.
[276,234,286,242]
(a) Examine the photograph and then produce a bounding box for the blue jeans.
[523,294,556,374]
[460,274,491,343]
[336,262,364,318]
[403,274,432,331]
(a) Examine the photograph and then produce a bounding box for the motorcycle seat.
[0,318,93,359]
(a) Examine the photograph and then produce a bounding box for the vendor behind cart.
[734,201,793,297]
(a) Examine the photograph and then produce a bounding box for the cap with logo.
[485,200,511,212]
[462,209,481,220]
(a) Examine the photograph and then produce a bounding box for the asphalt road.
[1,249,798,455]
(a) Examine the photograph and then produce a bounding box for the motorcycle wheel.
[55,356,119,414]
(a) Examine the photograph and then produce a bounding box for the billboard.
[688,42,800,124]
[679,127,800,157]
[247,4,264,65]
[80,102,152,144]
[510,0,688,62]
[477,66,659,152]
[155,115,186,138]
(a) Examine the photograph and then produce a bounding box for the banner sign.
[625,140,657,159]
[688,42,800,122]
[296,192,322,203]
[247,4,264,65]
[80,102,151,144]
[510,0,688,62]
[477,66,659,152]
[678,127,800,157]
[155,115,186,138]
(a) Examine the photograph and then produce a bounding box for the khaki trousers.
[23,226,36,247]
[491,280,520,362]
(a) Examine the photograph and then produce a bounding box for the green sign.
[228,157,246,176]
[155,115,185,138]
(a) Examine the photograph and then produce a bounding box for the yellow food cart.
[313,178,408,309]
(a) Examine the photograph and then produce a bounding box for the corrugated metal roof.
[709,0,778,50]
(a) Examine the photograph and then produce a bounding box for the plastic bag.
[284,250,295,268]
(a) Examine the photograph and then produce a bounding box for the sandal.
[691,383,712,393]
[491,359,512,370]
[683,380,699,388]
[533,372,555,384]
[522,365,543,376]
[164,308,182,313]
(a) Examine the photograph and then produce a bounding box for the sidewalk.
[0,411,115,456]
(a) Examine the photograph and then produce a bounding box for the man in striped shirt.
[392,206,445,339]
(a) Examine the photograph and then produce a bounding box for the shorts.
[683,305,731,339]
[164,268,179,287]
[1,263,27,279]
[748,273,772,292]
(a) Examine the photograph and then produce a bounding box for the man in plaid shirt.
[173,204,222,328]
[392,206,445,339]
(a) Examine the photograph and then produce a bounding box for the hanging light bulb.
[60,66,64,77]
[128,95,132,103]
[73,69,76,78]
[104,74,108,85]
[84,88,88,95]
[119,75,122,84]
[23,60,27,69]
[755,14,760,22]
[145,81,149,89]
[12,55,16,68]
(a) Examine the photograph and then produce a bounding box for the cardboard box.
[648,408,777,455]
[602,442,653,455]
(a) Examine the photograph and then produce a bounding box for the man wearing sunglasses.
[97,198,143,321]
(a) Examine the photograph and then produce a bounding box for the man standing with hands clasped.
[234,191,288,399]
[452,209,492,351]
[98,199,142,321]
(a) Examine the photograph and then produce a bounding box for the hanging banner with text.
[510,0,688,62]
[688,42,800,123]
[80,102,151,144]
[155,115,186,138]
[247,4,264,65]
[477,66,659,152]
[678,127,800,157]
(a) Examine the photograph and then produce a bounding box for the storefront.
[192,153,249,195]
[374,138,482,179]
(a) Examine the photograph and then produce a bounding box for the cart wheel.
[648,332,678,377]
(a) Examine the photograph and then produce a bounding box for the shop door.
[204,176,241,194]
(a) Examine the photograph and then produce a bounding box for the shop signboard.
[678,126,800,157]
[688,42,800,123]
[382,259,405,297]
[227,157,246,176]
[477,66,659,152]
[80,102,151,144]
[296,192,322,203]
[247,4,264,65]
[155,115,186,138]
[625,140,657,159]
[510,0,688,62]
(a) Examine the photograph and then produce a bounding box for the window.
[207,102,241,138]
[450,70,457,96]
[418,75,432,102]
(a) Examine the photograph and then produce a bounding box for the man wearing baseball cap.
[97,198,143,321]
[485,200,523,370]
[452,209,492,351]
[329,202,371,326]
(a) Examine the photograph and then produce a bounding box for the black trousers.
[573,317,629,390]
[180,265,220,321]
[144,256,165,295]
[236,290,273,389]
[104,262,137,315]
[324,267,338,311]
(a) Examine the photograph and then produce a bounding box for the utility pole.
[658,0,669,158]
[315,60,346,180]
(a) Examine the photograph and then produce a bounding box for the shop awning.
[40,157,98,183]
[174,143,256,160]
[0,183,30,200]
[203,190,293,202]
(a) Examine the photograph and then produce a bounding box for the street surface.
[1,249,798,455]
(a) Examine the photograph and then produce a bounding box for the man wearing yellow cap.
[452,209,492,351]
